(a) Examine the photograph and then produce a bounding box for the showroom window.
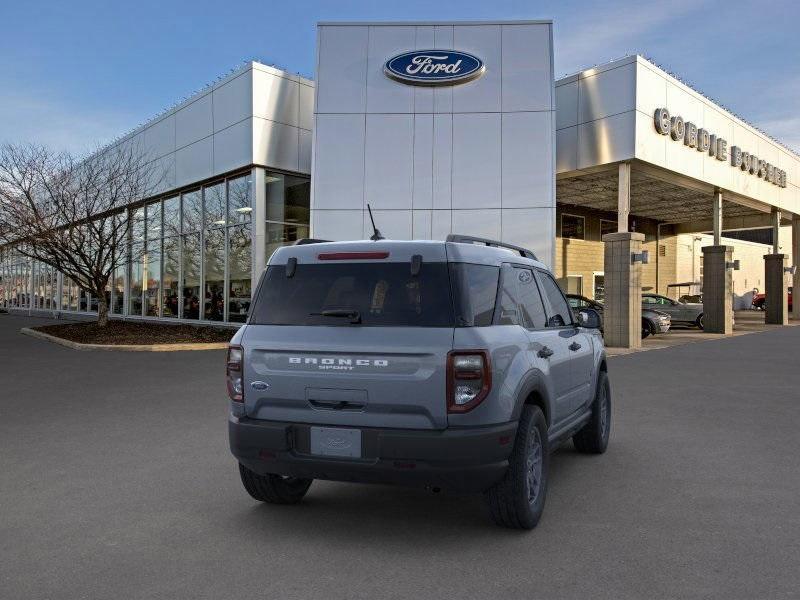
[561,214,585,240]
[600,219,617,238]
[266,173,310,260]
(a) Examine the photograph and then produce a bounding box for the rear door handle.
[569,342,582,351]
[537,346,554,359]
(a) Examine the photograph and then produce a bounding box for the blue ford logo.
[384,50,485,86]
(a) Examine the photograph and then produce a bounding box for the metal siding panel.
[577,112,636,169]
[452,113,501,209]
[213,118,253,174]
[578,63,636,124]
[432,114,452,209]
[366,25,415,113]
[452,25,501,113]
[298,129,312,175]
[213,72,253,132]
[364,114,414,209]
[451,208,501,239]
[555,81,578,130]
[253,118,299,172]
[501,24,552,113]
[502,111,552,208]
[299,84,314,130]
[253,70,300,127]
[317,26,369,113]
[175,93,213,149]
[175,137,213,188]
[413,114,434,209]
[556,126,578,173]
[312,114,365,210]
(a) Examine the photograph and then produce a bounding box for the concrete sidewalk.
[607,310,799,356]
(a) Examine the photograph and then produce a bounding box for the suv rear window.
[250,262,455,327]
[250,261,504,328]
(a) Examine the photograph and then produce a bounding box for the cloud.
[0,88,137,154]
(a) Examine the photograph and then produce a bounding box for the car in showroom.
[567,294,671,339]
[752,287,793,311]
[642,293,705,329]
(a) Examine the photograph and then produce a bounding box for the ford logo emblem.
[384,49,485,86]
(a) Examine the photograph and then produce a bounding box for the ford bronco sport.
[228,235,610,529]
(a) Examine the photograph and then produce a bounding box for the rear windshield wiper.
[311,309,362,324]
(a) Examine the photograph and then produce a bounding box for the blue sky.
[1,0,798,154]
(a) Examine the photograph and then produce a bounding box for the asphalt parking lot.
[2,314,800,599]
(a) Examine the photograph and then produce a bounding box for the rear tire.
[484,405,549,529]
[696,314,705,330]
[238,463,312,504]
[573,371,611,454]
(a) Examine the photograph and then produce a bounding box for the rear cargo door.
[242,252,454,430]
[242,326,452,429]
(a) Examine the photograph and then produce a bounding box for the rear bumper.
[229,415,517,493]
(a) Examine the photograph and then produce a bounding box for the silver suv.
[228,235,611,529]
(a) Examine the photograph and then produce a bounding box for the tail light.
[447,350,491,413]
[226,345,243,402]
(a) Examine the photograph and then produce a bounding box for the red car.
[752,287,793,311]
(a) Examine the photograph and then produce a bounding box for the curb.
[20,328,229,352]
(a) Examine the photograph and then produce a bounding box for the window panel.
[266,173,310,224]
[129,243,144,316]
[163,196,180,237]
[538,271,572,327]
[517,269,547,329]
[561,214,585,240]
[112,265,125,315]
[228,175,252,225]
[600,219,616,238]
[182,189,202,233]
[144,241,161,317]
[162,237,180,318]
[131,208,145,243]
[182,233,201,319]
[228,224,251,323]
[203,228,225,321]
[204,182,226,228]
[146,201,162,240]
[266,222,309,262]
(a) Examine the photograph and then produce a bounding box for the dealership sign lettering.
[654,108,787,188]
[384,50,484,86]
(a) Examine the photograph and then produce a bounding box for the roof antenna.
[367,204,384,241]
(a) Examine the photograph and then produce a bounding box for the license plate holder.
[309,427,362,458]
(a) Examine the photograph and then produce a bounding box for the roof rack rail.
[446,234,537,260]
[293,238,333,245]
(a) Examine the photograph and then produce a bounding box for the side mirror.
[577,308,601,329]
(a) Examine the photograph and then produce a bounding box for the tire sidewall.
[517,407,549,528]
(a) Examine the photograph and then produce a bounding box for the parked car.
[752,287,793,311]
[642,293,705,329]
[228,235,611,529]
[567,294,670,339]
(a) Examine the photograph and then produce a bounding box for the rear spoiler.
[294,238,333,245]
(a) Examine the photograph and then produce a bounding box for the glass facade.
[0,169,310,324]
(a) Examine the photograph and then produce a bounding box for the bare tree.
[0,142,163,326]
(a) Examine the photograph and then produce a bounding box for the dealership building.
[2,20,799,346]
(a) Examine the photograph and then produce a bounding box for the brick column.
[701,246,733,334]
[764,253,789,325]
[602,232,644,348]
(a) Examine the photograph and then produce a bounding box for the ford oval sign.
[384,50,485,86]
